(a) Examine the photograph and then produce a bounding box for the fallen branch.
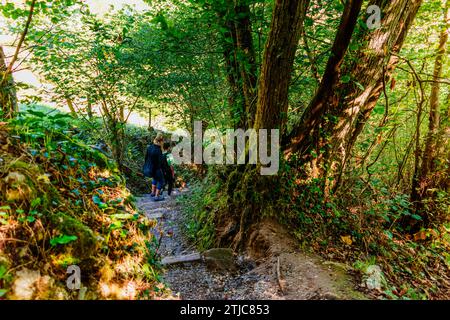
[161,253,202,265]
[276,256,286,295]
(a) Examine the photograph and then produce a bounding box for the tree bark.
[419,0,449,184]
[0,0,36,119]
[219,4,242,129]
[218,0,257,129]
[254,0,310,133]
[412,0,450,222]
[0,46,18,118]
[284,0,363,152]
[86,98,93,119]
[65,96,78,118]
[285,0,423,190]
[234,0,258,128]
[217,0,311,250]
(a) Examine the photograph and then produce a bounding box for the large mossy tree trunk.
[217,0,310,250]
[285,0,423,191]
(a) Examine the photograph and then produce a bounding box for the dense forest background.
[0,0,449,299]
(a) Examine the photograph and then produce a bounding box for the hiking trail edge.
[136,189,368,300]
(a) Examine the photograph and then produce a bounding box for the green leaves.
[110,213,135,220]
[153,12,169,30]
[0,264,7,295]
[1,2,27,20]
[0,289,7,298]
[0,263,7,279]
[50,234,78,246]
[0,206,10,225]
[373,105,385,115]
[341,75,351,83]
[109,220,122,230]
[354,81,365,90]
[25,109,46,118]
[30,197,41,208]
[1,0,76,22]
[92,195,108,209]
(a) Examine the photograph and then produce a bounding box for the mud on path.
[136,190,367,300]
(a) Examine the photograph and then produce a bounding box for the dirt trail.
[136,190,367,300]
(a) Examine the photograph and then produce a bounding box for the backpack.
[143,144,162,178]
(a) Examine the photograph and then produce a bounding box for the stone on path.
[203,248,236,272]
[363,265,386,290]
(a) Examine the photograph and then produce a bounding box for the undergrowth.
[178,175,221,251]
[276,161,450,300]
[0,108,170,299]
[180,161,450,300]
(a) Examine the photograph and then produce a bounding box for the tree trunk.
[218,0,257,129]
[219,4,242,129]
[218,0,310,250]
[412,0,450,223]
[65,96,78,118]
[234,0,258,128]
[284,0,363,152]
[445,94,450,192]
[110,119,125,169]
[254,0,310,133]
[0,0,36,119]
[0,46,18,119]
[285,0,423,190]
[86,98,93,119]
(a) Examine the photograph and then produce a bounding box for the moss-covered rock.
[203,248,236,272]
[49,212,98,260]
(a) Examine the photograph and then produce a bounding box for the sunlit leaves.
[50,234,78,246]
[0,0,78,21]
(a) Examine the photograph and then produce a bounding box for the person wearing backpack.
[143,133,165,202]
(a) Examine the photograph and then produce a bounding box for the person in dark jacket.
[143,133,165,201]
[161,142,175,196]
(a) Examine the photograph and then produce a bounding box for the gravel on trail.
[136,189,367,300]
[136,189,283,300]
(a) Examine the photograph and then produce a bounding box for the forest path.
[136,190,367,300]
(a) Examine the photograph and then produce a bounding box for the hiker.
[161,141,175,196]
[143,133,165,201]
